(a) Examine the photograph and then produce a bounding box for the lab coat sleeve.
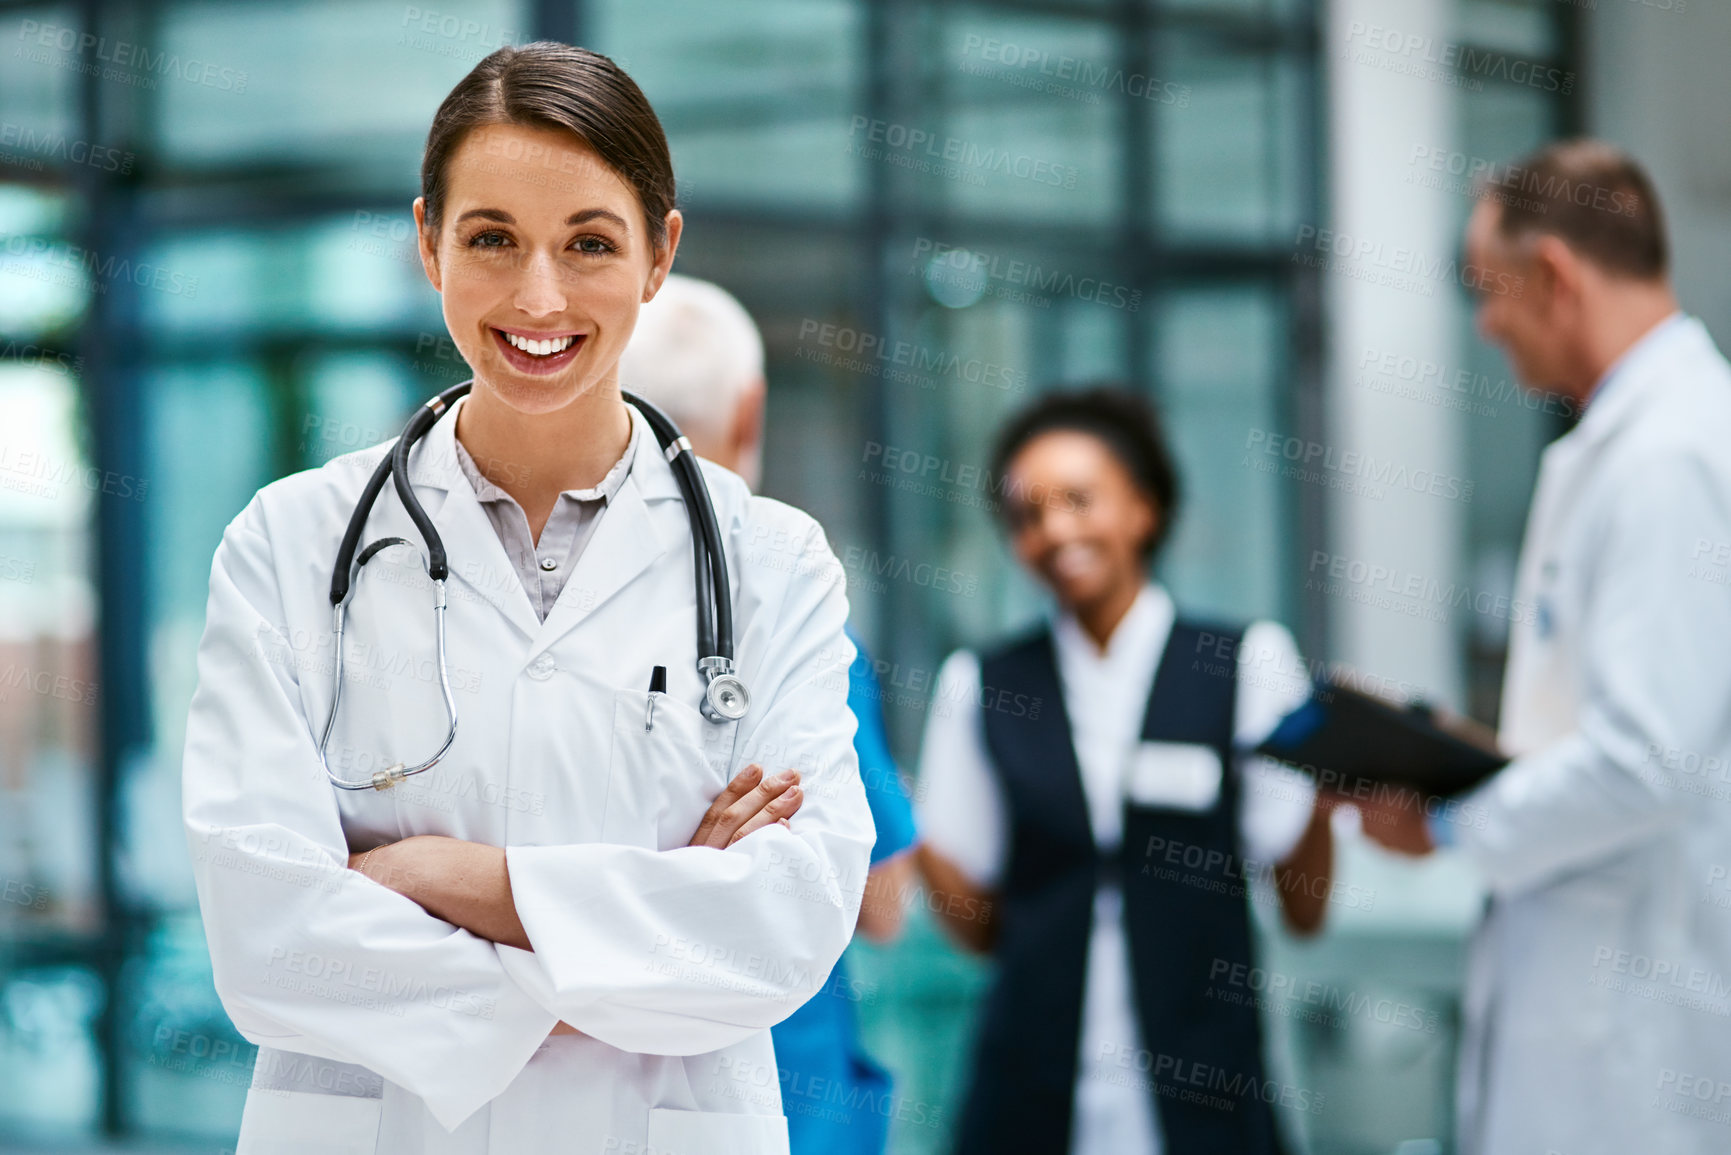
[1457,450,1731,895]
[500,516,875,1055]
[182,495,559,1133]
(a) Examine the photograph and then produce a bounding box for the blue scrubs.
[771,625,917,1155]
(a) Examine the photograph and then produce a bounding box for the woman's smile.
[489,325,588,376]
[1043,541,1106,588]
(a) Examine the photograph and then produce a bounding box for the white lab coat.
[1453,316,1731,1155]
[181,397,875,1154]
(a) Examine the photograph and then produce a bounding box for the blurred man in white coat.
[1366,140,1731,1154]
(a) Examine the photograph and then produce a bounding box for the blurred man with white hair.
[621,274,918,1155]
[618,273,769,490]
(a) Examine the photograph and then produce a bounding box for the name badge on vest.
[1123,741,1224,810]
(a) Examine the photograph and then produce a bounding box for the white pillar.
[1323,0,1466,706]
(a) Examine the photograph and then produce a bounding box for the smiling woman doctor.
[181,43,873,1155]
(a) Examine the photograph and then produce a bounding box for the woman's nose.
[513,251,568,317]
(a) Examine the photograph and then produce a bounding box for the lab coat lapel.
[1564,316,1702,453]
[1499,438,1581,753]
[405,394,543,643]
[1515,317,1702,580]
[430,477,544,641]
[526,406,679,662]
[1498,317,1702,751]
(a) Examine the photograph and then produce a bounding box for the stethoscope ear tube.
[330,381,474,605]
[623,393,715,658]
[392,388,470,583]
[329,452,395,606]
[621,390,745,720]
[678,450,734,662]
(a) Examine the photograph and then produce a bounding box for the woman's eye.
[467,230,511,249]
[573,235,617,256]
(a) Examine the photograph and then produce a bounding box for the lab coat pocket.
[234,1087,382,1155]
[1124,742,1224,811]
[644,1106,790,1155]
[603,690,731,851]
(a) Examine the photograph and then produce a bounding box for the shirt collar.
[1053,580,1174,666]
[1581,309,1688,412]
[405,388,684,505]
[452,402,640,507]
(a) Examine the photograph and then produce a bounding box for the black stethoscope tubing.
[320,380,747,791]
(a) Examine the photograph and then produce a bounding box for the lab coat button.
[539,557,557,572]
[527,654,556,681]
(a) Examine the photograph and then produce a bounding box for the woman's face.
[414,122,681,415]
[1002,429,1158,612]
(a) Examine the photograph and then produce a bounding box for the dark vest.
[954,620,1286,1155]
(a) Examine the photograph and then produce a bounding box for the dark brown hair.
[990,386,1181,563]
[1481,139,1667,280]
[420,42,677,248]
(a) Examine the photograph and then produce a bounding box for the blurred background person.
[621,273,918,1155]
[915,388,1338,1155]
[1362,141,1731,1155]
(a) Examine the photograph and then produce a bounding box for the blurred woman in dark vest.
[916,387,1337,1155]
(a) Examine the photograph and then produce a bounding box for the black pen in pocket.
[645,665,667,731]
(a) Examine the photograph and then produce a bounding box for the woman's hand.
[856,850,916,944]
[916,844,997,954]
[1350,785,1437,856]
[687,763,803,849]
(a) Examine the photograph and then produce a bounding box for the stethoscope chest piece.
[701,659,751,723]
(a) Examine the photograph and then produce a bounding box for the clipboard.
[1254,677,1508,797]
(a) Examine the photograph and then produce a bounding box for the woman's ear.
[412,197,442,293]
[644,208,684,302]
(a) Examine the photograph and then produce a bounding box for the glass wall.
[0,0,1573,1150]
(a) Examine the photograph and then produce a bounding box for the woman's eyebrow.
[454,207,512,225]
[567,208,630,229]
[452,207,630,230]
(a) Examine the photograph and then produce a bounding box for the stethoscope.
[317,379,749,792]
